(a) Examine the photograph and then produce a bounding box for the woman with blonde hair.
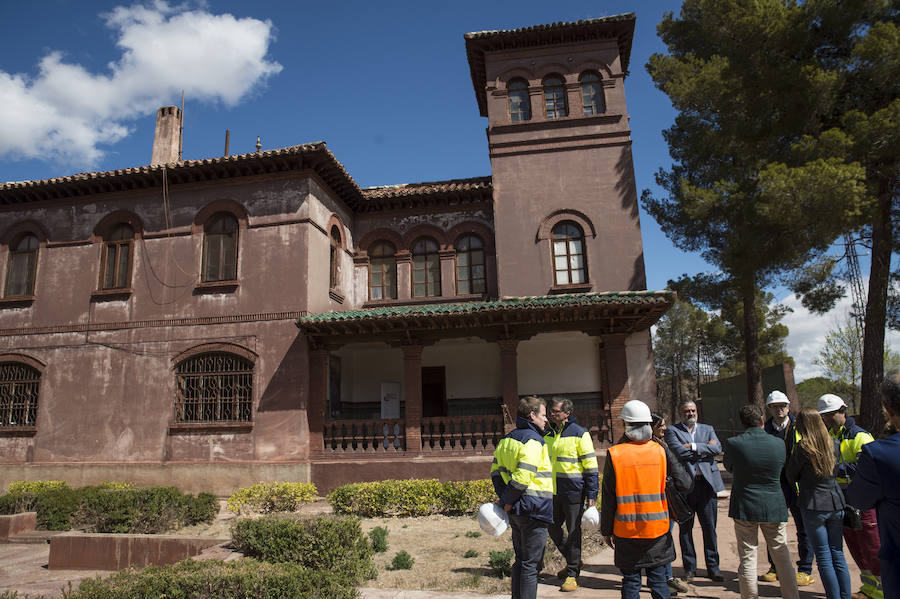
[787,408,851,599]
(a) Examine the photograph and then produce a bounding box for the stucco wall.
[518,332,602,396]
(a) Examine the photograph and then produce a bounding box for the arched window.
[175,352,253,423]
[543,74,568,119]
[368,241,397,300]
[329,225,342,289]
[4,234,39,298]
[0,361,40,427]
[100,224,134,290]
[508,79,531,122]
[552,221,586,285]
[455,235,485,295]
[580,72,605,115]
[201,213,239,283]
[412,237,441,298]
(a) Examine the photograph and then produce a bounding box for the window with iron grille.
[552,221,587,285]
[508,79,531,122]
[0,362,40,427]
[4,234,39,298]
[580,71,605,115]
[100,224,134,290]
[543,74,568,119]
[412,237,441,297]
[201,213,239,282]
[455,234,486,294]
[368,241,397,300]
[174,352,253,423]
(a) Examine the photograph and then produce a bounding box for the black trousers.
[548,496,585,577]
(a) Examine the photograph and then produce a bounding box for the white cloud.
[0,1,281,167]
[777,281,900,381]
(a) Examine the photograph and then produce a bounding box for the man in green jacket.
[724,403,799,599]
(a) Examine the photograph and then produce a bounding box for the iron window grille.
[0,362,40,427]
[175,352,253,423]
[455,234,486,294]
[4,234,39,298]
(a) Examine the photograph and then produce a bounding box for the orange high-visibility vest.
[608,441,669,539]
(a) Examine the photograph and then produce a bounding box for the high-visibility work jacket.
[491,416,554,523]
[829,416,875,486]
[545,416,599,502]
[608,441,669,539]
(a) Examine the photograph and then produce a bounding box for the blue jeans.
[509,514,549,599]
[622,564,671,599]
[801,508,852,599]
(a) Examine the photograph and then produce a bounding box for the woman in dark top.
[787,408,851,599]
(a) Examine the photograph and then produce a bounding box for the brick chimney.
[151,106,182,165]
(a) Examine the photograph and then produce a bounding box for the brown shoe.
[851,593,870,599]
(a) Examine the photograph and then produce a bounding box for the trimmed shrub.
[488,548,514,578]
[369,525,388,553]
[390,550,414,570]
[226,481,317,514]
[6,480,68,495]
[231,515,374,584]
[328,479,492,517]
[66,558,358,599]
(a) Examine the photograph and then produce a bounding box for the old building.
[0,14,672,494]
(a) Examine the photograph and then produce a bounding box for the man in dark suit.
[665,400,726,582]
[725,403,799,599]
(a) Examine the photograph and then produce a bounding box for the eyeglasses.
[550,408,568,414]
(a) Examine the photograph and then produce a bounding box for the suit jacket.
[665,421,725,493]
[724,427,788,522]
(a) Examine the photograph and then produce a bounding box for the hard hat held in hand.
[581,505,600,531]
[478,502,509,536]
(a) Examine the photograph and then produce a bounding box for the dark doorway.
[422,366,447,417]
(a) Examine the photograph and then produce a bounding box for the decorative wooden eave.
[359,176,493,213]
[464,13,637,117]
[297,290,674,347]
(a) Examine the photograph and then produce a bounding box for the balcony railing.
[421,415,504,453]
[323,418,405,453]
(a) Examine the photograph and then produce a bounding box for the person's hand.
[683,443,691,449]
[604,535,614,548]
[709,439,718,445]
[587,499,596,507]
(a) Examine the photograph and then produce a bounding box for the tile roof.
[362,176,492,200]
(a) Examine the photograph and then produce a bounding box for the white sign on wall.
[381,382,401,419]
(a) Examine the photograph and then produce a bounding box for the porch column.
[308,348,330,457]
[603,335,631,443]
[498,339,519,431]
[402,344,423,453]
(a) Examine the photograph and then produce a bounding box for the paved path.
[0,499,859,598]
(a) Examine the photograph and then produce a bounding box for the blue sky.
[0,1,895,380]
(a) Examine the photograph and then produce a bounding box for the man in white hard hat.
[759,390,815,586]
[601,399,676,599]
[818,393,882,599]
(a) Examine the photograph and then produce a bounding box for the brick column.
[402,344,423,453]
[603,335,631,443]
[498,339,519,432]
[307,348,330,457]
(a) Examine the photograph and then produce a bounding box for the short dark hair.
[880,374,900,416]
[518,396,545,419]
[739,403,764,429]
[549,397,573,414]
[651,412,664,428]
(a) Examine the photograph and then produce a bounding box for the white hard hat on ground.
[581,505,600,531]
[817,393,847,414]
[766,390,789,406]
[477,502,509,536]
[621,400,652,423]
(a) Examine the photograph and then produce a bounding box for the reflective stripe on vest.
[608,441,669,539]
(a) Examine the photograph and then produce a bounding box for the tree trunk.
[859,187,892,435]
[742,277,764,406]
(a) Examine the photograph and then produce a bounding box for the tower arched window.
[455,234,485,295]
[4,234,39,298]
[175,352,253,423]
[412,237,441,298]
[100,224,134,290]
[0,361,41,427]
[580,72,605,115]
[201,213,239,283]
[543,74,568,119]
[329,225,342,289]
[551,221,586,285]
[508,79,531,122]
[368,241,397,300]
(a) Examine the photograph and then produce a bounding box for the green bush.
[226,481,317,514]
[65,559,358,599]
[390,550,414,570]
[231,515,374,584]
[488,548,514,578]
[327,479,493,517]
[369,526,388,553]
[6,480,68,495]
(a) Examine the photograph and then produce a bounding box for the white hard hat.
[621,400,652,423]
[477,502,509,536]
[766,390,789,406]
[817,394,847,414]
[581,505,600,531]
